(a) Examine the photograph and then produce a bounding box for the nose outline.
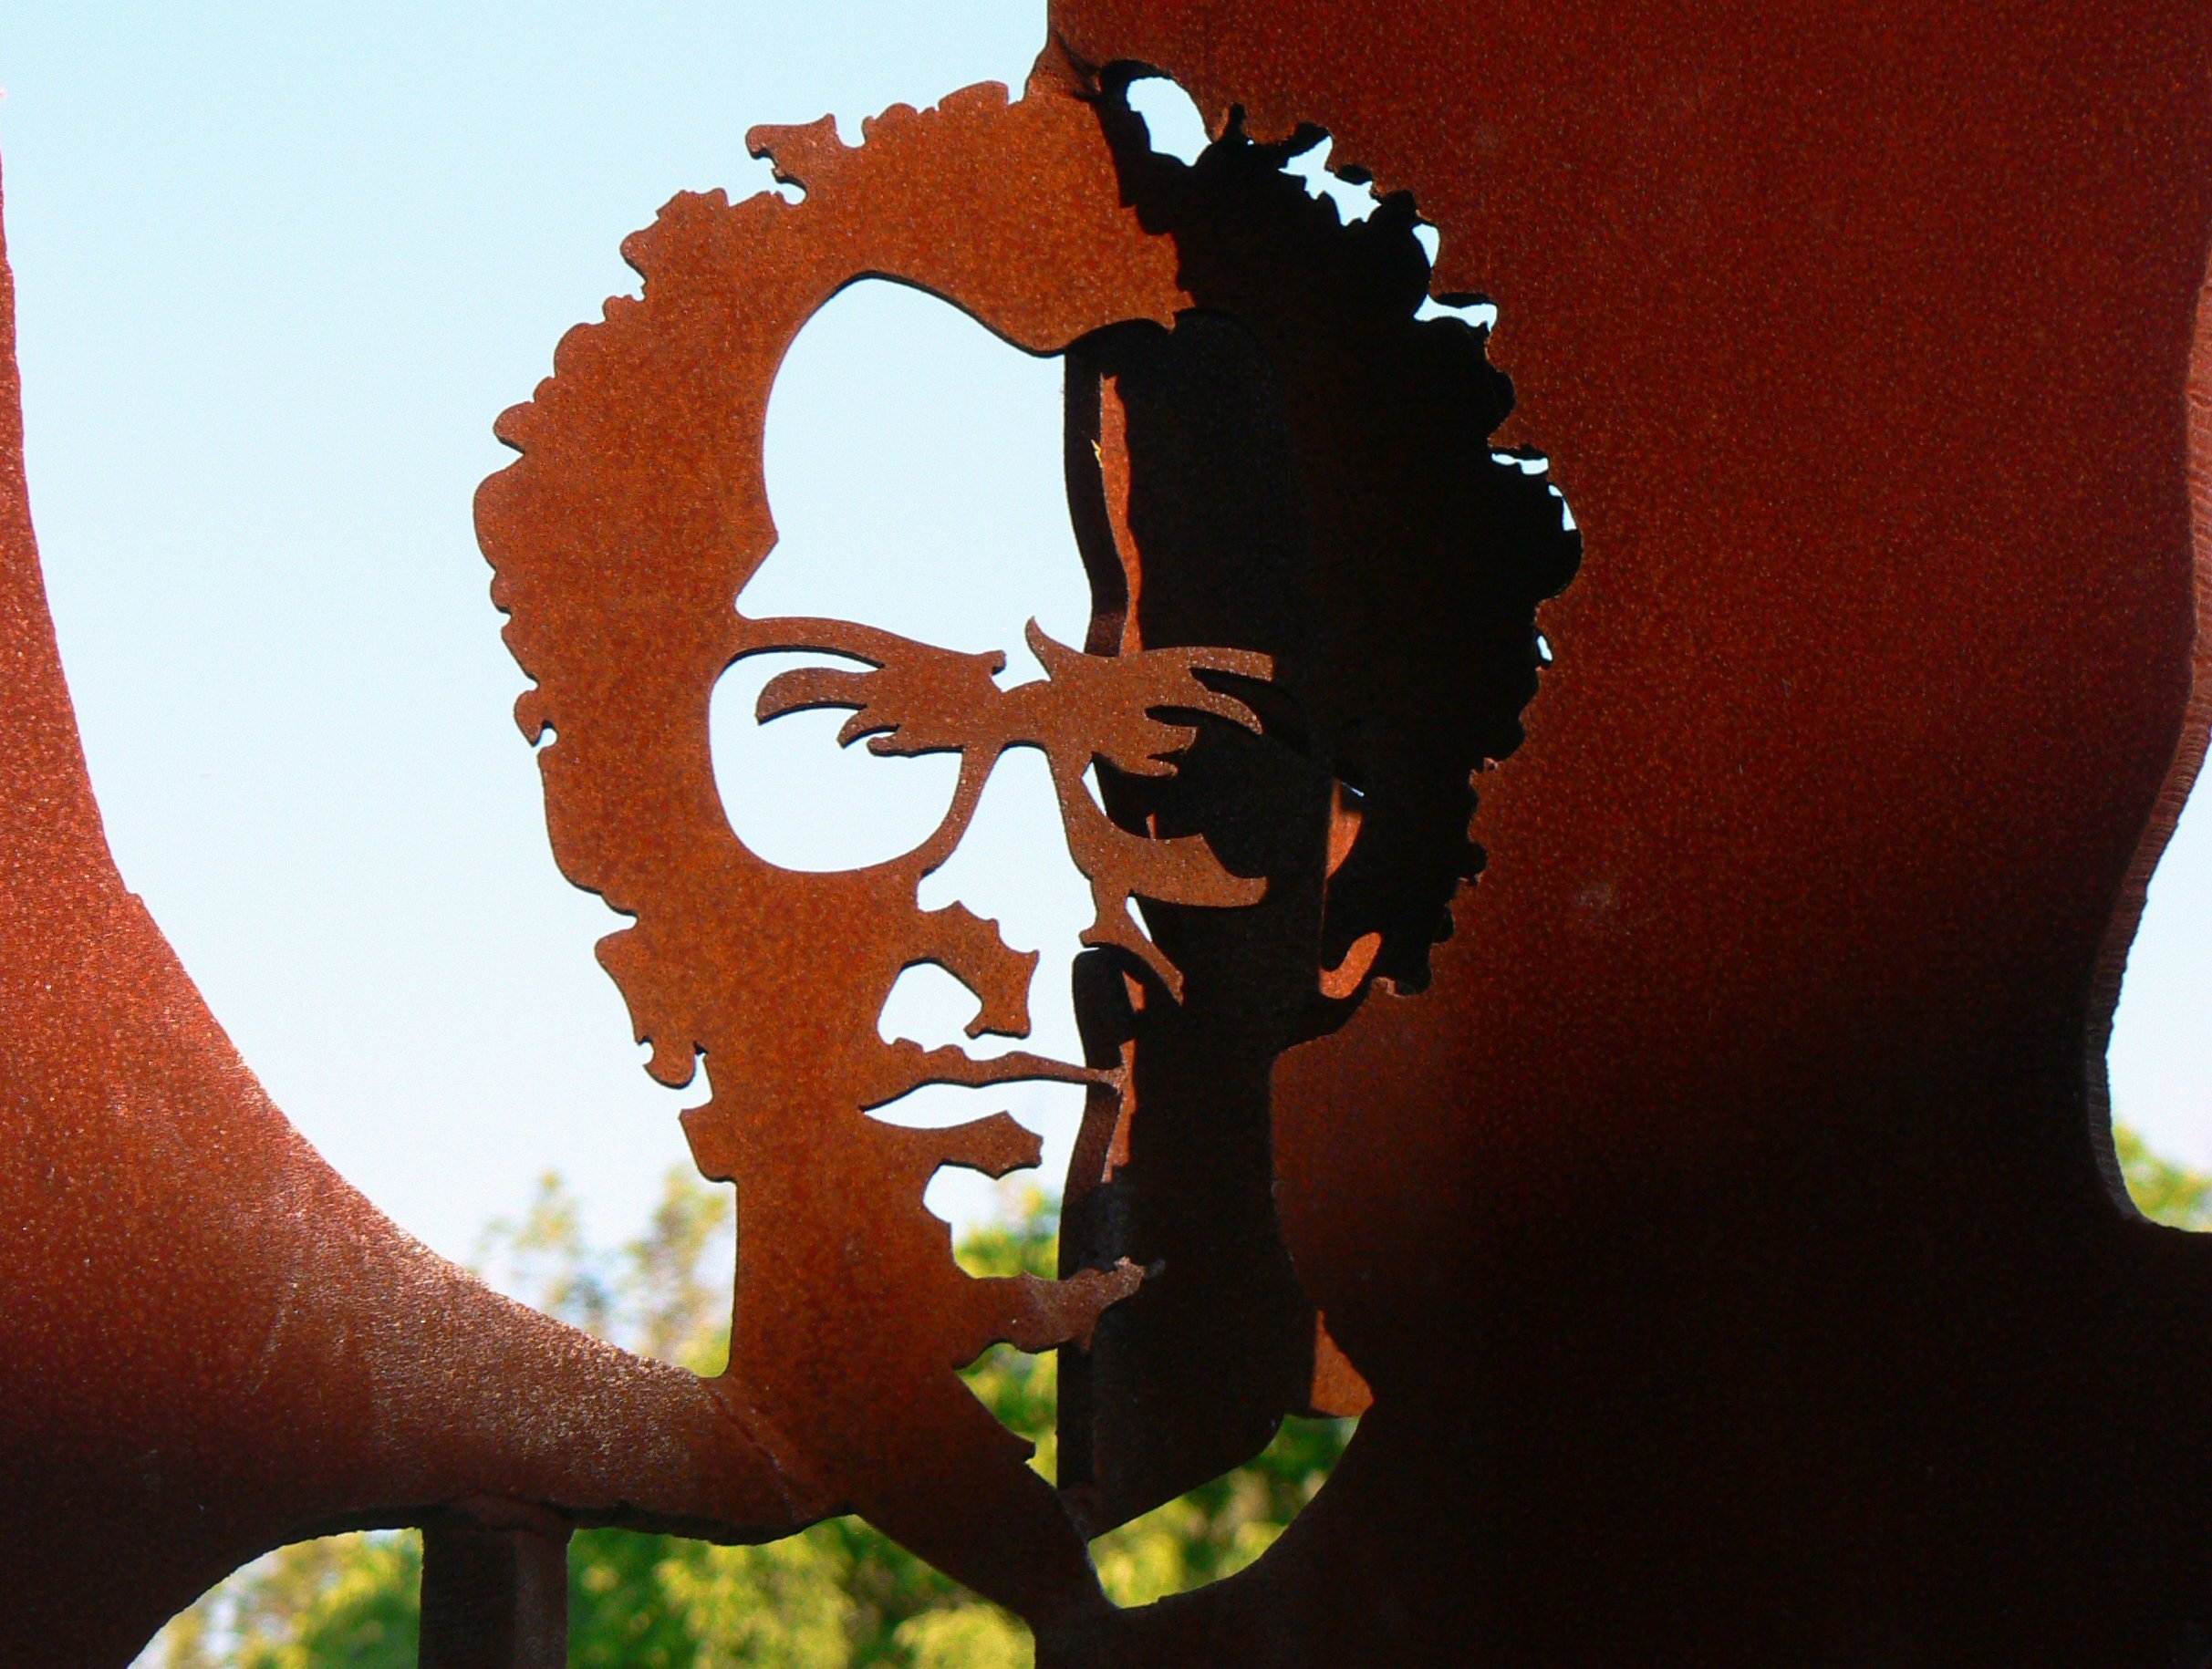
[905,733,1101,1064]
[753,611,1272,996]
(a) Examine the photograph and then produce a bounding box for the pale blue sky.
[2,3,2206,1275]
[0,2,1088,1262]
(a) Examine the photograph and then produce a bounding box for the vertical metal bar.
[419,1512,570,1669]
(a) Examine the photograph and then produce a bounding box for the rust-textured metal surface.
[476,69,1573,1632]
[5,2,2212,1662]
[1036,2,2212,1664]
[0,158,826,1666]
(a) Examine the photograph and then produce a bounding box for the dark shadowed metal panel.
[1039,3,2212,1662]
[4,5,2211,1661]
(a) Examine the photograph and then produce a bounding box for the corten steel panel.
[0,4,2209,1664]
[1041,2,2212,1663]
[474,69,1577,1643]
[0,162,827,1666]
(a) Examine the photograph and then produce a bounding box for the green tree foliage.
[2115,1123,2212,1229]
[143,1174,1348,1666]
[156,1533,421,1669]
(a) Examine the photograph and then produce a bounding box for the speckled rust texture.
[1037,2,2212,1663]
[474,74,1582,1630]
[0,157,819,1666]
[6,5,2212,1663]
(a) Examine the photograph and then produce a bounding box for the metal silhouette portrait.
[9,6,2212,1663]
[475,70,1576,1635]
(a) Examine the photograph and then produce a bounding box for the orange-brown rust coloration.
[479,55,1581,1631]
[475,67,1571,1624]
[0,160,821,1668]
[1040,2,2212,1663]
[479,83,1202,1627]
[6,5,2212,1662]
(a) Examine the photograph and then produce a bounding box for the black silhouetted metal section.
[3,7,2211,1662]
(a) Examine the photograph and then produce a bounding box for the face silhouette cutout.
[714,279,1275,1212]
[477,84,1581,1629]
[715,278,1097,1230]
[680,278,1334,1625]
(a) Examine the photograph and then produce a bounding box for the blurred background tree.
[142,1173,1350,1667]
[2113,1124,2212,1229]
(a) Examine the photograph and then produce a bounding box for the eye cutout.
[711,649,964,873]
[711,275,1093,875]
[711,275,1103,876]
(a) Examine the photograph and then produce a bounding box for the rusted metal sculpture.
[1037,4,2212,1663]
[4,5,2212,1664]
[0,171,823,1669]
[475,69,1574,1636]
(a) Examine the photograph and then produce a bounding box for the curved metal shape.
[0,161,821,1666]
[1043,3,2212,1662]
[4,5,2210,1661]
